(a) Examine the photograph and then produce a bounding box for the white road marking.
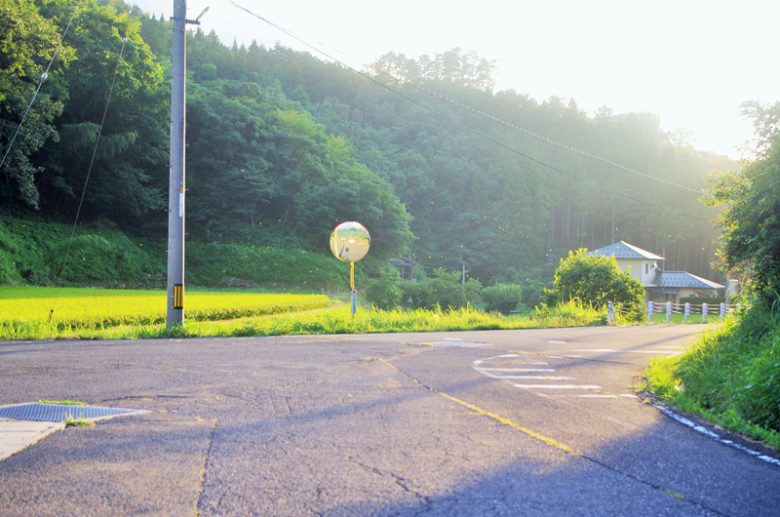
[572,348,617,353]
[476,367,555,373]
[572,348,685,355]
[620,394,639,399]
[488,375,576,380]
[536,393,639,399]
[495,354,522,358]
[657,405,780,469]
[514,384,603,390]
[425,340,491,348]
[546,340,567,344]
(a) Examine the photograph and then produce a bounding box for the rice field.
[0,286,333,340]
[0,287,608,341]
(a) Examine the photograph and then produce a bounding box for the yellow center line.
[378,358,579,456]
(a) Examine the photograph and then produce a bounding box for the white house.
[590,241,724,302]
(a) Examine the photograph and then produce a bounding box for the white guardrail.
[607,301,738,324]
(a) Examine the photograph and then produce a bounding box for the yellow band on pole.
[349,261,355,290]
[173,283,184,309]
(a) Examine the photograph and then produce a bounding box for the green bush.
[545,248,644,320]
[521,277,548,309]
[481,283,523,314]
[366,269,403,309]
[409,269,481,310]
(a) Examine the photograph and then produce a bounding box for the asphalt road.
[1,325,779,516]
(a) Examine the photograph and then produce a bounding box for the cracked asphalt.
[1,325,779,516]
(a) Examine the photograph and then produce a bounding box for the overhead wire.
[221,0,712,223]
[55,35,129,280]
[0,0,83,172]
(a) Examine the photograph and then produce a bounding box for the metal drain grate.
[0,403,147,423]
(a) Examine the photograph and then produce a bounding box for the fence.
[607,301,739,325]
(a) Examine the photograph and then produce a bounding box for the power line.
[220,0,712,223]
[0,0,83,172]
[56,35,129,280]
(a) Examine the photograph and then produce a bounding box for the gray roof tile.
[658,271,724,289]
[590,241,664,260]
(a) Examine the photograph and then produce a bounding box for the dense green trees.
[36,0,168,226]
[0,1,735,290]
[0,0,74,208]
[710,102,780,299]
[649,103,780,439]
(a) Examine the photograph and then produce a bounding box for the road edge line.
[656,405,780,469]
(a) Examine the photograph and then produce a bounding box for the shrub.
[545,248,644,320]
[366,269,403,309]
[417,271,466,309]
[481,283,523,314]
[389,268,482,310]
[521,277,548,309]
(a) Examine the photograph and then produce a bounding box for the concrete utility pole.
[166,0,187,328]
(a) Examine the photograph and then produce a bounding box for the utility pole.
[166,0,187,328]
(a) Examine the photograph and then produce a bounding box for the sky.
[128,0,779,159]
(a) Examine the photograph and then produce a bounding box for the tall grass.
[82,303,605,340]
[533,300,607,327]
[645,300,780,449]
[0,285,607,340]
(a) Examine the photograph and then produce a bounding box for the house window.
[645,263,649,275]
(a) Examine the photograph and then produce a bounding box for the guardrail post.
[702,302,708,324]
[647,301,654,324]
[684,302,690,323]
[720,302,726,321]
[666,301,672,323]
[607,301,614,324]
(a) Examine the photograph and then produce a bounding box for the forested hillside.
[0,0,735,288]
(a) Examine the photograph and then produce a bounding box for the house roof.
[658,271,724,290]
[590,241,664,261]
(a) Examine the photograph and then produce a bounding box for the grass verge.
[644,302,780,451]
[1,297,606,340]
[64,416,95,428]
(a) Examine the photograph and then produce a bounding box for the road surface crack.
[194,418,218,517]
[351,458,433,512]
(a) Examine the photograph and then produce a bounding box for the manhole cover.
[0,403,147,423]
